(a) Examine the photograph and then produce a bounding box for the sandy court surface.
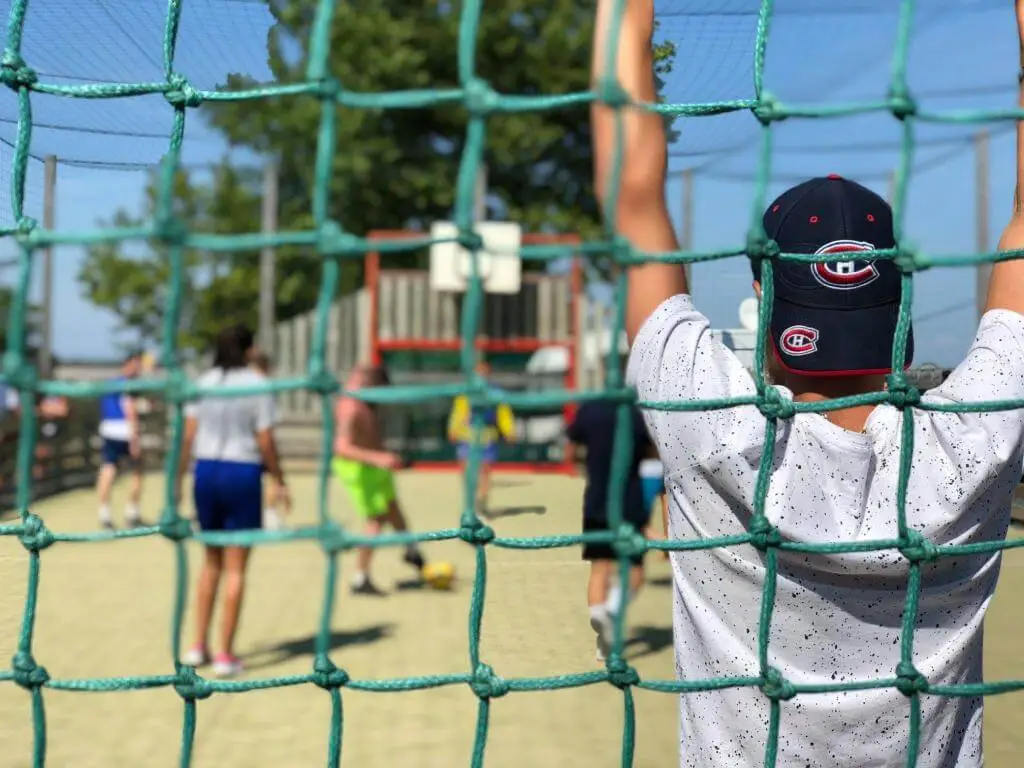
[0,471,1022,767]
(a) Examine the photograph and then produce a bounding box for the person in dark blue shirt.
[565,397,657,662]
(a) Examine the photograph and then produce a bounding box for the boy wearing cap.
[592,1,1024,766]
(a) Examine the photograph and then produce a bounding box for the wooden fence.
[272,274,612,420]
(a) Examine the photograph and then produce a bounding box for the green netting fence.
[3,0,1024,766]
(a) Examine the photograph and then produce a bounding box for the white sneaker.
[182,645,209,667]
[212,653,243,678]
[264,508,284,531]
[590,608,614,662]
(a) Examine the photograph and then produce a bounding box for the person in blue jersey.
[177,323,290,678]
[95,351,145,529]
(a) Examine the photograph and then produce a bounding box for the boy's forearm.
[592,0,684,340]
[987,38,1024,315]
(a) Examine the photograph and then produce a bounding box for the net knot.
[0,52,37,89]
[899,529,939,564]
[746,228,779,277]
[470,663,509,699]
[760,667,796,701]
[159,514,193,542]
[748,514,781,551]
[174,665,213,700]
[19,513,54,552]
[165,73,202,108]
[609,235,633,266]
[316,77,340,100]
[16,215,36,240]
[312,655,349,690]
[757,388,795,420]
[893,245,919,274]
[887,87,917,120]
[2,355,37,390]
[317,220,360,255]
[305,368,339,396]
[456,227,485,255]
[458,521,495,545]
[11,652,49,690]
[895,661,929,696]
[612,522,647,559]
[595,76,630,109]
[164,369,190,405]
[153,213,188,247]
[753,92,784,125]
[885,374,920,409]
[464,77,499,115]
[606,657,639,689]
[319,521,350,554]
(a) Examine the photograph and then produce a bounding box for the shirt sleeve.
[626,295,764,468]
[920,309,1024,492]
[254,391,277,432]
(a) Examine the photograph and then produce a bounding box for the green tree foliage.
[78,2,678,352]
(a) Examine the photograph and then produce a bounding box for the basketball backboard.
[429,221,522,294]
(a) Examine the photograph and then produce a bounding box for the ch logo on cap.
[811,240,879,290]
[780,325,819,356]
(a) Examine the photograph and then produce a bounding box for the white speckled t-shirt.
[627,295,1024,768]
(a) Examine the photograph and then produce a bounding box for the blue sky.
[0,0,1016,367]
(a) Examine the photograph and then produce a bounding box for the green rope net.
[3,0,1024,766]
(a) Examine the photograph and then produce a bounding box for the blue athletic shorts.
[456,442,499,464]
[101,438,133,467]
[193,459,263,535]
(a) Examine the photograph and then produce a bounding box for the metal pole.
[975,130,990,321]
[681,168,693,292]
[887,170,896,206]
[259,161,278,353]
[40,155,56,375]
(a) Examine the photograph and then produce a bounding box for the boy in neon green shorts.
[333,363,425,595]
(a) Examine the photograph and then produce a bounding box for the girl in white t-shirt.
[177,324,291,678]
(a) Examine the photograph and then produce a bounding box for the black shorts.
[581,516,645,565]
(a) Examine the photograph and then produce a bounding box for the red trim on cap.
[768,336,911,378]
[827,174,843,180]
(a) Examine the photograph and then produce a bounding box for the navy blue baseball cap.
[757,175,913,377]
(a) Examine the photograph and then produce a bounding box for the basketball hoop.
[429,220,522,294]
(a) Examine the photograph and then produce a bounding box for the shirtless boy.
[333,363,426,595]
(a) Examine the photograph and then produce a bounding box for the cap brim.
[768,296,913,377]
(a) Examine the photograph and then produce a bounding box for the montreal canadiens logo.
[780,325,819,357]
[811,240,878,290]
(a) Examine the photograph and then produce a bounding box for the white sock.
[265,507,282,530]
[606,582,622,614]
[589,604,609,625]
[98,504,111,524]
[606,584,638,616]
[125,503,140,522]
[352,571,368,587]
